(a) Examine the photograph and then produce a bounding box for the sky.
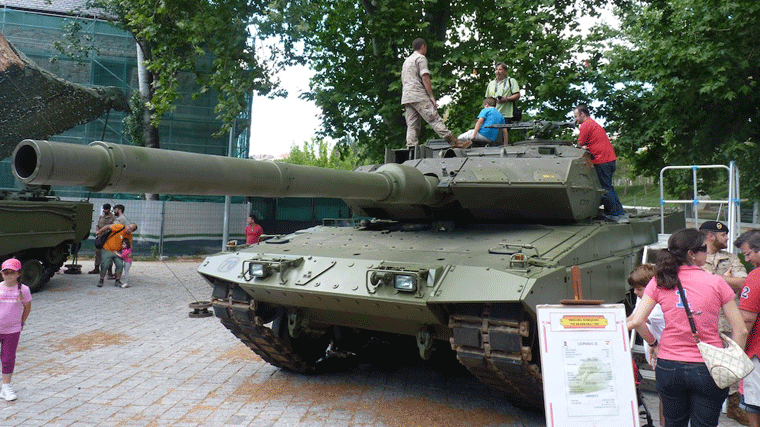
[248,64,320,158]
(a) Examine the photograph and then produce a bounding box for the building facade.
[0,1,250,194]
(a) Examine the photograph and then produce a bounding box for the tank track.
[209,280,314,373]
[449,303,544,410]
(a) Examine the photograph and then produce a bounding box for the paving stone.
[3,260,730,426]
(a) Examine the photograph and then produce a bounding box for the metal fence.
[73,197,350,258]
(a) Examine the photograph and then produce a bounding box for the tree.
[257,0,607,161]
[281,138,368,170]
[586,0,760,198]
[57,0,282,149]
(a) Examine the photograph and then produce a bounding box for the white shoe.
[1,384,17,401]
[120,282,130,288]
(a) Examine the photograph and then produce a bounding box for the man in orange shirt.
[95,223,137,287]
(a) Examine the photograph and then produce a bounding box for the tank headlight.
[249,262,271,278]
[394,274,417,292]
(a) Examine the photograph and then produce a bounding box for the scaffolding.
[0,5,250,191]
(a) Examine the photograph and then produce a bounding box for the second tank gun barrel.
[12,140,443,205]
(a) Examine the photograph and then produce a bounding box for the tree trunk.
[136,41,160,200]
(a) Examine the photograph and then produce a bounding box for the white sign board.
[537,304,639,427]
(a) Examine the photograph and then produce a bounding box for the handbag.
[94,224,123,249]
[676,281,754,389]
[94,230,112,249]
[512,104,522,122]
[508,77,522,122]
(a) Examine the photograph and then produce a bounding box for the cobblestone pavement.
[0,260,743,426]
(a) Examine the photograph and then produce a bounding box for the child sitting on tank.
[457,97,508,146]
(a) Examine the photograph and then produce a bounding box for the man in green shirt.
[485,62,520,144]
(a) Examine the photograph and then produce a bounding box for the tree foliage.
[257,0,606,161]
[57,0,282,147]
[280,138,368,170]
[586,0,760,198]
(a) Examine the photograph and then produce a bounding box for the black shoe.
[115,280,123,287]
[97,280,104,287]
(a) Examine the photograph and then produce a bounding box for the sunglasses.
[694,245,707,252]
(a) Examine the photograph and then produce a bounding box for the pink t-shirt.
[120,247,133,264]
[739,268,760,358]
[0,283,31,334]
[644,265,734,362]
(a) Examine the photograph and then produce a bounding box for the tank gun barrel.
[12,140,443,205]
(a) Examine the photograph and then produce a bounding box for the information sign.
[537,304,639,427]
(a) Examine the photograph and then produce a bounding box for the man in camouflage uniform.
[89,203,115,275]
[401,38,467,149]
[700,220,749,425]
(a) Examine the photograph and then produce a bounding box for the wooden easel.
[560,265,604,305]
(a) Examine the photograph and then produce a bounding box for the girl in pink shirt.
[0,258,32,401]
[119,239,133,288]
[628,229,747,427]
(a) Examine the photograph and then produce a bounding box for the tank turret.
[13,127,601,222]
[10,128,682,411]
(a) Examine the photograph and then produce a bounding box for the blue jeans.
[656,358,728,427]
[594,160,625,216]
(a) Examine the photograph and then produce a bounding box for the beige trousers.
[404,101,452,147]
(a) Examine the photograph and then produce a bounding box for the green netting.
[0,30,127,158]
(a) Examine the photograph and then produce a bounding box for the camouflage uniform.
[703,250,747,334]
[705,250,748,279]
[704,250,747,398]
[92,212,115,272]
[401,51,453,147]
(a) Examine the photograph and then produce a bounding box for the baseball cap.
[1,258,21,272]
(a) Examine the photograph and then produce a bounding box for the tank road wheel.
[210,280,323,373]
[45,243,69,267]
[449,303,543,410]
[20,259,46,293]
[271,311,330,367]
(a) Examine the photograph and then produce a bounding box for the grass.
[617,183,662,207]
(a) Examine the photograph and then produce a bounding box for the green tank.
[0,188,92,292]
[11,126,683,409]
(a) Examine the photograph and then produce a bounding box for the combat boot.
[727,392,750,426]
[444,134,472,149]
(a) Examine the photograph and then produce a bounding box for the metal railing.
[659,162,740,252]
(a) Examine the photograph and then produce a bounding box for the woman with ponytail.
[627,228,748,427]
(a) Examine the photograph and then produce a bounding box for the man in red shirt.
[245,214,263,244]
[737,229,760,425]
[573,104,627,223]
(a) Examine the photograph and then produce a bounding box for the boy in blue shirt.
[457,97,508,145]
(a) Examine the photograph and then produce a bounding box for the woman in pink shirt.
[628,228,747,427]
